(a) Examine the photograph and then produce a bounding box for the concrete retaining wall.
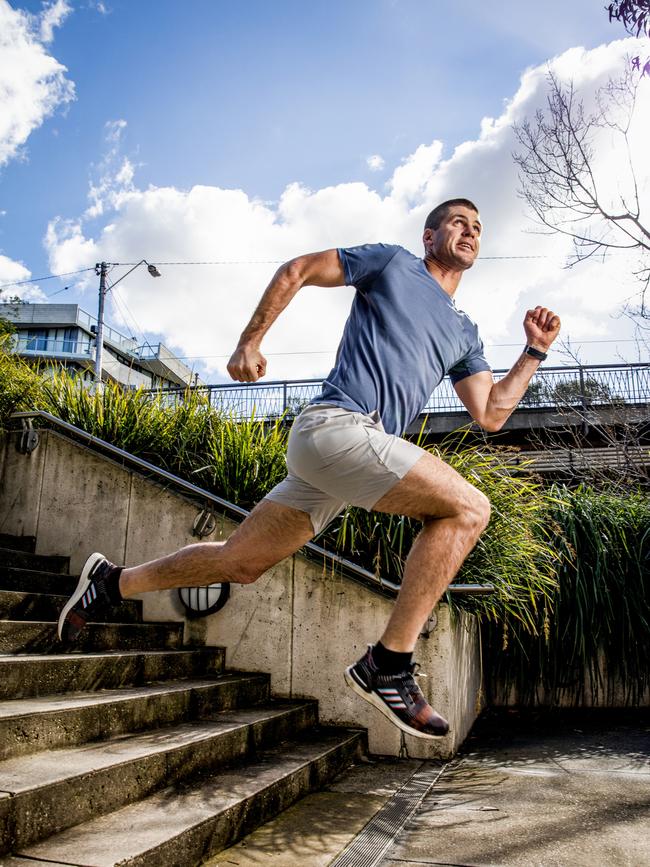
[0,428,483,758]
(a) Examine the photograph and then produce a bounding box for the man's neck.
[423,254,464,298]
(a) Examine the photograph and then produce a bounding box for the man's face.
[424,206,482,270]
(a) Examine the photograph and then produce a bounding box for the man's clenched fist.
[524,306,561,351]
[227,344,267,382]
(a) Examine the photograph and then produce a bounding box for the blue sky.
[1,0,647,381]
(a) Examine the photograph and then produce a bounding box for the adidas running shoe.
[345,645,450,740]
[57,552,120,643]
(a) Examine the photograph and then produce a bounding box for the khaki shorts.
[264,404,426,535]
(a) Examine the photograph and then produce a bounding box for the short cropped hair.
[424,198,479,231]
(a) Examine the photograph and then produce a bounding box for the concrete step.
[0,672,271,760]
[0,548,69,574]
[0,589,142,624]
[0,647,226,700]
[0,566,77,595]
[13,728,365,867]
[0,535,36,553]
[0,620,184,654]
[0,701,319,854]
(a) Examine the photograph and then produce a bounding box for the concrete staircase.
[0,535,365,867]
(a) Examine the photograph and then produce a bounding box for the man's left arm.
[453,306,561,432]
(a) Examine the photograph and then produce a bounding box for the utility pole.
[94,261,108,385]
[92,258,161,388]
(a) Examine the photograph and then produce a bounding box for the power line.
[0,267,95,292]
[0,251,634,295]
[165,337,643,362]
[113,255,577,266]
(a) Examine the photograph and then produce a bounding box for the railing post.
[578,365,589,436]
[282,382,288,414]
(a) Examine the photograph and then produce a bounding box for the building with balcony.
[0,302,200,389]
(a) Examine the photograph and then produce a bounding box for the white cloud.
[0,0,75,168]
[45,38,649,380]
[39,0,72,44]
[367,154,385,171]
[0,254,46,302]
[85,120,135,218]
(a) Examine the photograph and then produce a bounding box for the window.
[26,329,48,351]
[62,327,76,354]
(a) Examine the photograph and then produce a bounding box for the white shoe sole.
[57,552,106,641]
[344,665,448,741]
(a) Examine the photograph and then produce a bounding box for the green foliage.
[0,335,44,429]
[13,368,650,708]
[38,375,559,627]
[194,411,288,510]
[485,483,650,706]
[39,372,289,512]
[318,433,561,630]
[550,377,614,404]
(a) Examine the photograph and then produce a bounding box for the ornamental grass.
[1,350,648,704]
[485,484,650,706]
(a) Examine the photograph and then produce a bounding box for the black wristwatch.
[524,344,548,361]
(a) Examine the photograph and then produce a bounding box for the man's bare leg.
[119,499,315,598]
[371,452,491,651]
[58,498,314,643]
[344,451,490,739]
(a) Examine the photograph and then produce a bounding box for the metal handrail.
[10,410,495,599]
[150,361,650,421]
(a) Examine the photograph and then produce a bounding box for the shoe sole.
[57,552,106,641]
[344,665,448,741]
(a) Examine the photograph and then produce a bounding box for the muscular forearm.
[228,248,344,383]
[237,261,303,349]
[484,351,541,430]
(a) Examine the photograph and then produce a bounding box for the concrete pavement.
[210,709,650,867]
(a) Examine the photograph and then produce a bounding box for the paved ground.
[382,709,650,867]
[208,710,650,867]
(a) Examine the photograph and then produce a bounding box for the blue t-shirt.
[312,243,491,435]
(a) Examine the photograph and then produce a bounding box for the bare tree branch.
[513,65,650,314]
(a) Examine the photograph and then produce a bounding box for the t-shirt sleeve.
[448,332,492,385]
[338,244,401,289]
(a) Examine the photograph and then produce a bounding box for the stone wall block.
[0,431,47,541]
[34,432,130,573]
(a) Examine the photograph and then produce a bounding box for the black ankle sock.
[104,566,124,605]
[371,641,413,674]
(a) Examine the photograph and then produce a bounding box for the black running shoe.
[345,645,450,740]
[57,553,120,643]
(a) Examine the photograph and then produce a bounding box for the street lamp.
[94,259,162,385]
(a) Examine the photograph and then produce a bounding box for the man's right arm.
[227,249,345,382]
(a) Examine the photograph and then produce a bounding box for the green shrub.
[0,335,44,429]
[485,483,650,706]
[17,369,650,703]
[318,434,561,630]
[38,375,559,627]
[40,373,289,511]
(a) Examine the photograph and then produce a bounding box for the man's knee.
[234,564,265,585]
[423,486,490,535]
[194,540,264,586]
[218,547,265,585]
[469,489,491,534]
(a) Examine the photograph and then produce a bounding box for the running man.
[58,198,561,740]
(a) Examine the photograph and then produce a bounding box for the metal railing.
[14,337,93,357]
[153,362,650,420]
[10,411,495,600]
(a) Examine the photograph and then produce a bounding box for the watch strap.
[524,344,548,361]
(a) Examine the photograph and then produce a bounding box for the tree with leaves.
[608,1,650,38]
[608,1,650,75]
